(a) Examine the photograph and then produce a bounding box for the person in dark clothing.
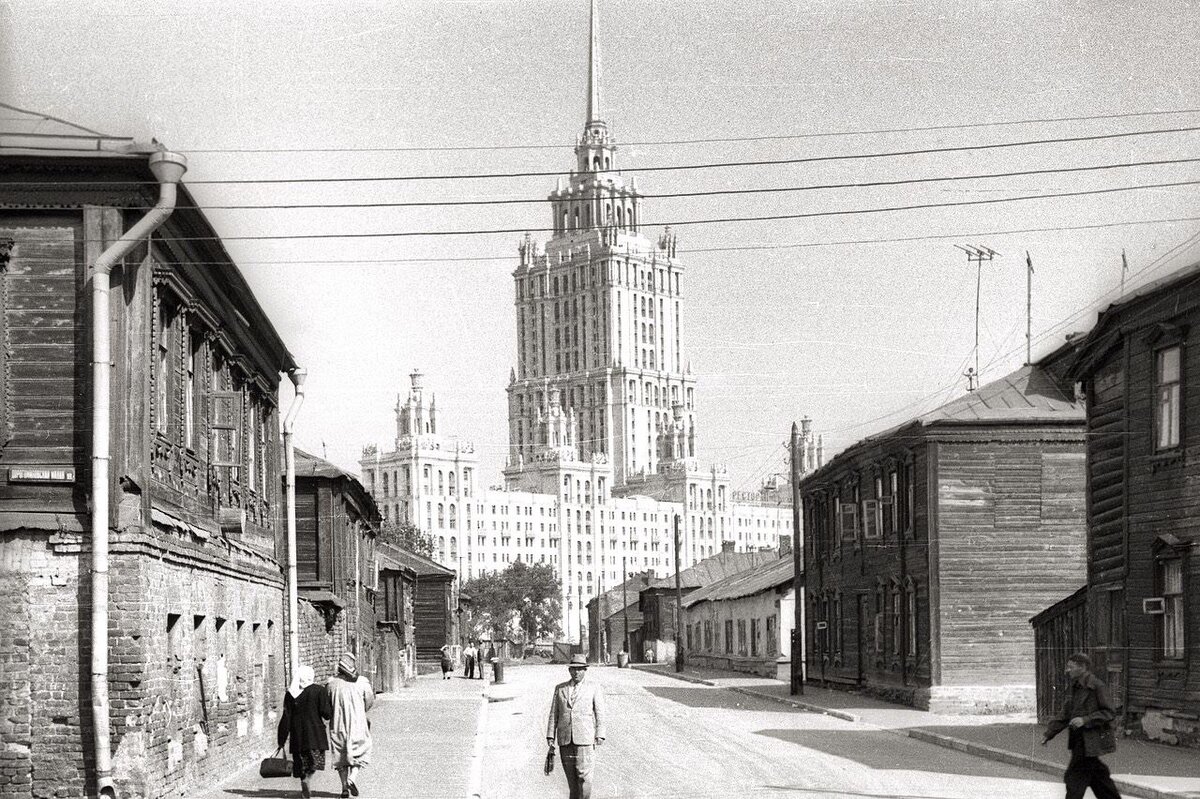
[1042,652,1122,799]
[277,664,333,799]
[440,644,454,680]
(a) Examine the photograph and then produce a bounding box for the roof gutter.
[282,367,307,681]
[91,150,187,798]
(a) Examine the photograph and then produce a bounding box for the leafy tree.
[463,561,561,642]
[378,520,436,560]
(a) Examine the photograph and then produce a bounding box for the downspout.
[283,367,307,680]
[91,150,187,798]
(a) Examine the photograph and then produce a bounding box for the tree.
[462,561,561,643]
[378,520,436,560]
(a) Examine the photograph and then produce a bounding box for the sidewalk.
[195,673,487,799]
[632,663,1200,799]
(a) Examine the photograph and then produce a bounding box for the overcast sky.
[4,0,1199,486]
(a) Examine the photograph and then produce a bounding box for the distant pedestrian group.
[463,642,485,679]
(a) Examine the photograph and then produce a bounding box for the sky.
[3,0,1199,487]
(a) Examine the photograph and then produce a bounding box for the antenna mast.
[955,244,999,390]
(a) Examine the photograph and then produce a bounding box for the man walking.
[546,655,606,799]
[1041,652,1122,799]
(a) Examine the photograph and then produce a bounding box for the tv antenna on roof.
[954,244,999,389]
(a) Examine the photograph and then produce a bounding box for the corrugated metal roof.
[682,555,793,608]
[646,549,777,592]
[804,361,1083,485]
[377,542,455,578]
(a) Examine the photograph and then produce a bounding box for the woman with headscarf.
[439,644,453,680]
[328,652,374,798]
[276,664,332,799]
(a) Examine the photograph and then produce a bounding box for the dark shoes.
[349,780,360,796]
[300,781,311,798]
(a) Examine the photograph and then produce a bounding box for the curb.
[630,666,716,687]
[731,686,1190,799]
[730,686,861,723]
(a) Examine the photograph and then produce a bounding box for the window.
[838,498,858,542]
[862,499,881,540]
[874,583,885,654]
[185,331,200,449]
[1159,558,1184,659]
[437,503,445,528]
[737,619,747,656]
[750,618,760,657]
[906,580,917,657]
[891,581,902,656]
[1155,345,1182,450]
[766,616,777,656]
[724,620,733,654]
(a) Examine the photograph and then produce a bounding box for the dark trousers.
[464,655,475,679]
[559,744,594,799]
[1065,749,1122,799]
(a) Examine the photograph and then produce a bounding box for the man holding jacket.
[1042,652,1122,799]
[546,655,606,799]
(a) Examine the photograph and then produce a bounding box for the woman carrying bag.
[276,664,333,798]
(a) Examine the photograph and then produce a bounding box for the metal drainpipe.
[283,368,307,681]
[91,149,187,798]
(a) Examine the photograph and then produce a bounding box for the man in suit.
[546,654,606,799]
[1041,652,1122,799]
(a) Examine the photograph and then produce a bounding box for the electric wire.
[6,123,1200,186]
[171,106,1200,153]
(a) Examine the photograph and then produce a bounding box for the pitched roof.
[295,449,379,524]
[804,361,1083,485]
[682,555,793,608]
[646,548,777,592]
[591,572,653,620]
[377,541,454,578]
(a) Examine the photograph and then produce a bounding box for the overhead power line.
[42,177,1200,242]
[172,106,1200,153]
[6,124,1199,186]
[91,155,1200,211]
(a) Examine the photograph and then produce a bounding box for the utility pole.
[1121,249,1129,296]
[955,244,998,389]
[578,583,584,654]
[674,513,684,673]
[1025,251,1034,366]
[790,422,804,695]
[622,554,629,657]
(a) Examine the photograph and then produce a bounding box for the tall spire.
[586,0,601,125]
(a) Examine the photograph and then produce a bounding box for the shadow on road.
[755,728,1058,782]
[641,685,795,711]
[219,790,345,798]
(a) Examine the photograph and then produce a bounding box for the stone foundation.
[1133,708,1200,749]
[921,684,1036,715]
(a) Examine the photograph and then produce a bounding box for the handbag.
[543,744,556,775]
[259,747,292,779]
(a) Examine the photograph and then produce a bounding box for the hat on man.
[568,654,588,670]
[338,651,357,678]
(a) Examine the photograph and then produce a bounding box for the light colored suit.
[546,676,607,745]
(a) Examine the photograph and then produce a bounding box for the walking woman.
[277,664,332,799]
[440,644,453,680]
[328,652,374,798]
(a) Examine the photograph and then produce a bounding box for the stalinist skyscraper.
[504,0,697,495]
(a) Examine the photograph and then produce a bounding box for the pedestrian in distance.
[546,654,606,799]
[328,652,374,798]
[1041,652,1123,799]
[440,643,454,679]
[276,663,331,799]
[463,641,477,679]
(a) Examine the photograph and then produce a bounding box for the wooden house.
[638,544,777,664]
[0,129,295,798]
[1058,263,1200,748]
[375,547,417,691]
[377,542,457,667]
[293,449,380,682]
[800,359,1087,713]
[682,553,795,679]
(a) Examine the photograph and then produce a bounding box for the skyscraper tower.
[505,0,697,491]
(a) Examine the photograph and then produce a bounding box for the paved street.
[207,663,1200,799]
[481,665,1065,799]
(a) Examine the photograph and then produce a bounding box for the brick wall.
[0,527,286,799]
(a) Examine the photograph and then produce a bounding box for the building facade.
[1,137,295,798]
[800,361,1087,714]
[357,4,809,644]
[1063,263,1200,748]
[682,554,795,680]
